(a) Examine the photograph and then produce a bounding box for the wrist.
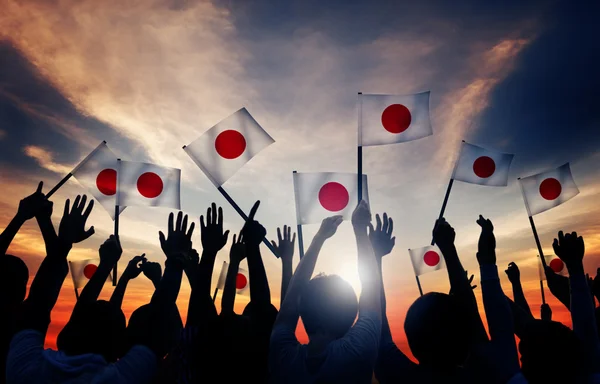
[13,213,27,225]
[566,262,584,275]
[352,224,368,233]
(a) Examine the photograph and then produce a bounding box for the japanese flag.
[183,108,274,187]
[293,172,369,225]
[538,255,568,280]
[216,261,249,295]
[519,163,579,216]
[69,259,111,290]
[116,160,181,209]
[71,141,125,220]
[409,245,446,277]
[359,91,432,147]
[452,142,514,186]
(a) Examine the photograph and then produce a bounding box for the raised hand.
[317,215,344,239]
[200,203,229,254]
[141,261,162,286]
[432,217,455,250]
[99,235,123,266]
[17,181,49,221]
[552,231,585,271]
[505,262,520,284]
[541,303,552,321]
[271,225,296,261]
[467,271,477,290]
[476,214,496,265]
[230,232,246,264]
[122,254,147,280]
[351,200,371,230]
[159,211,195,263]
[58,195,95,245]
[241,201,267,246]
[368,213,395,258]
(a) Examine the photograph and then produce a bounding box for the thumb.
[84,226,95,240]
[223,230,230,243]
[159,231,166,248]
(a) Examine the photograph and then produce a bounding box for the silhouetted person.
[270,200,381,384]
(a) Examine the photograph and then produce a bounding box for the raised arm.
[353,201,381,316]
[77,234,121,305]
[273,214,343,329]
[196,203,229,292]
[544,266,571,310]
[434,218,488,343]
[271,225,296,302]
[505,262,533,318]
[221,232,245,315]
[110,254,146,309]
[552,231,600,373]
[241,201,271,307]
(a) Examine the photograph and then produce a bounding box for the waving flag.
[538,255,568,279]
[69,259,111,290]
[293,172,369,225]
[216,261,249,295]
[71,141,125,220]
[453,142,514,186]
[409,245,446,276]
[359,91,432,147]
[116,160,181,209]
[519,163,579,216]
[184,108,274,187]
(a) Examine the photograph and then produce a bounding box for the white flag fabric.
[452,142,514,186]
[538,255,568,280]
[184,108,274,187]
[71,141,125,220]
[293,172,369,225]
[519,163,579,216]
[116,160,181,209]
[359,91,432,146]
[409,245,446,276]
[69,258,111,290]
[215,261,249,295]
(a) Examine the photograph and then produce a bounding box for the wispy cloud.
[23,145,74,174]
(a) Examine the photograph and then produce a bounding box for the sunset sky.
[1,0,599,356]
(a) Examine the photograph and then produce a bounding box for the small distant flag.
[69,259,111,290]
[409,245,446,276]
[217,261,249,295]
[538,255,568,280]
[183,108,274,187]
[71,141,125,220]
[293,172,369,225]
[116,160,181,209]
[519,163,579,216]
[358,91,432,147]
[453,142,514,186]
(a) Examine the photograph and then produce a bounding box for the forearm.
[109,275,131,309]
[152,260,184,307]
[246,244,271,305]
[355,227,381,315]
[221,260,240,314]
[569,265,600,367]
[511,282,533,318]
[196,249,217,294]
[377,259,392,343]
[36,215,58,255]
[78,261,113,304]
[280,260,293,302]
[0,214,25,255]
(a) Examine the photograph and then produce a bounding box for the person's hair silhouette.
[404,292,471,369]
[57,300,126,363]
[298,274,358,339]
[0,255,28,310]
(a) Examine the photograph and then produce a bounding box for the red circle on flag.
[381,104,412,134]
[83,264,98,279]
[215,130,247,159]
[137,172,163,198]
[318,182,350,212]
[473,156,496,178]
[549,258,564,273]
[539,178,562,200]
[423,251,440,266]
[236,273,247,289]
[96,168,117,196]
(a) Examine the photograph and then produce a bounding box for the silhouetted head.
[57,300,126,362]
[298,274,358,339]
[0,255,28,310]
[126,303,183,356]
[404,292,470,369]
[519,320,584,384]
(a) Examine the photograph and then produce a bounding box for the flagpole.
[113,158,121,286]
[357,92,363,202]
[292,171,305,259]
[68,261,80,300]
[430,178,454,245]
[539,279,546,305]
[212,286,219,303]
[415,275,424,296]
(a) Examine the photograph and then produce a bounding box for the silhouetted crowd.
[1,183,599,383]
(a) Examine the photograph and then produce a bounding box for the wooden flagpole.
[113,158,121,286]
[357,92,363,202]
[68,261,80,300]
[292,171,305,259]
[408,249,424,296]
[430,178,455,245]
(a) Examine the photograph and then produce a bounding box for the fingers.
[552,238,560,255]
[36,181,43,194]
[277,227,283,243]
[248,200,260,221]
[291,232,296,246]
[79,195,87,212]
[223,230,230,243]
[388,217,394,235]
[375,214,382,232]
[206,205,212,226]
[271,240,277,249]
[159,231,166,248]
[238,231,243,244]
[217,206,223,227]
[187,222,195,239]
[176,211,183,232]
[73,195,81,212]
[382,213,389,233]
[200,215,205,230]
[558,230,565,244]
[83,199,94,220]
[64,199,70,217]
[368,223,375,236]
[210,203,217,225]
[83,226,95,240]
[168,212,174,236]
[182,214,188,233]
